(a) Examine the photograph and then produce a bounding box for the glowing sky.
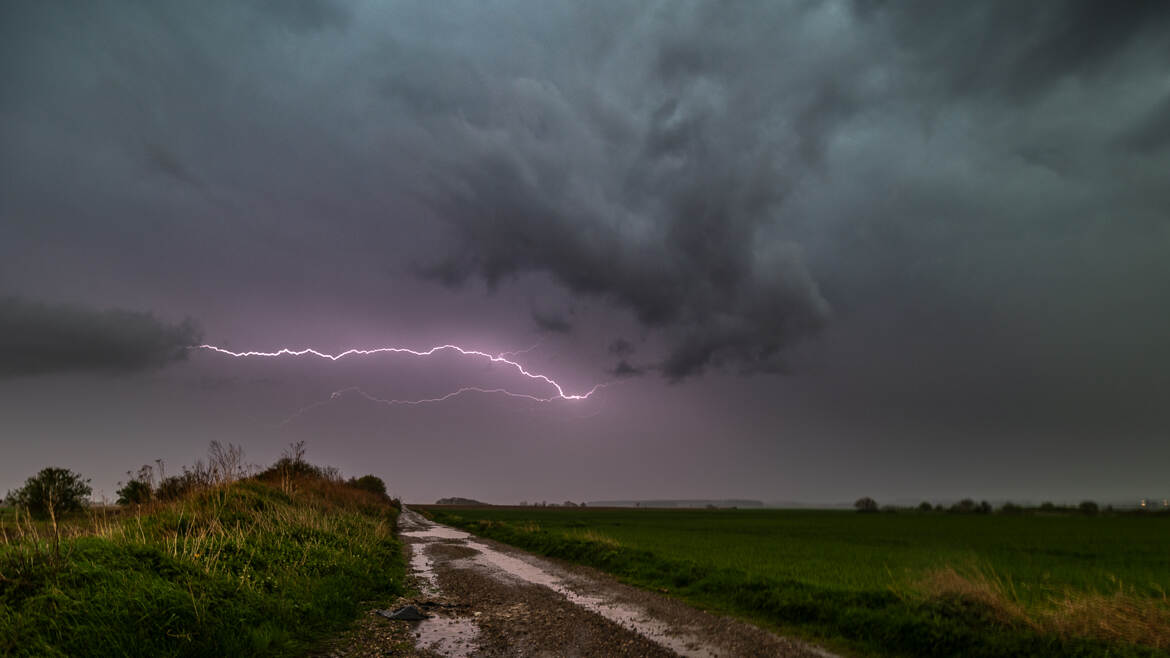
[2,1,1169,504]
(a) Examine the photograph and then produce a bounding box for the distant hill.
[435,497,488,506]
[586,499,763,508]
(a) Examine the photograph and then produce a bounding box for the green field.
[421,506,1170,657]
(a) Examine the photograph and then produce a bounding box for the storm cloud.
[398,3,851,378]
[2,1,1170,502]
[0,297,200,378]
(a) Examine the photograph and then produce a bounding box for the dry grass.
[570,528,622,548]
[2,476,395,580]
[918,566,1170,649]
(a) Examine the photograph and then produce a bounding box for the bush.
[115,479,152,505]
[156,471,205,501]
[854,497,878,513]
[1078,500,1099,516]
[1000,502,1023,515]
[917,501,934,512]
[5,467,92,519]
[348,475,387,497]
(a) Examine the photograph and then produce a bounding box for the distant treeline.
[854,496,1169,515]
[584,499,765,508]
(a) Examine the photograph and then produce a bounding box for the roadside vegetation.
[0,442,404,657]
[421,506,1170,657]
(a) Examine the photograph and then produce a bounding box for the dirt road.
[341,507,833,657]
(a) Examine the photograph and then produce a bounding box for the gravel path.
[388,507,835,657]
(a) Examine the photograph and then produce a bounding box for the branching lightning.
[278,385,588,426]
[194,342,607,424]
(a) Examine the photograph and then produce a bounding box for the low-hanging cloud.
[0,297,201,377]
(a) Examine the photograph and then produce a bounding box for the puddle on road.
[466,542,719,658]
[414,616,480,658]
[401,509,481,657]
[401,526,474,541]
[407,541,440,595]
[400,507,720,658]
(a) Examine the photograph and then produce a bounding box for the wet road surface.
[393,507,835,657]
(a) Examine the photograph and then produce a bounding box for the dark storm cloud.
[608,339,635,357]
[403,3,845,378]
[866,1,1170,101]
[390,0,1168,385]
[3,1,1169,410]
[610,360,645,379]
[531,310,572,334]
[3,0,1170,502]
[1119,94,1170,155]
[0,297,200,378]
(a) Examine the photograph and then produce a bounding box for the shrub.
[854,497,878,513]
[1000,502,1023,515]
[4,467,91,519]
[115,479,152,505]
[156,471,206,501]
[1078,500,1099,516]
[349,475,387,497]
[917,501,934,512]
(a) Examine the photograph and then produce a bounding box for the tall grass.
[918,567,1170,650]
[0,475,404,657]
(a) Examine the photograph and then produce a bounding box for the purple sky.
[2,1,1169,505]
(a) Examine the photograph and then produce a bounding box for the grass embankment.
[0,476,405,657]
[420,507,1170,657]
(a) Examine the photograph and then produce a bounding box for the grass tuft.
[0,475,404,657]
[919,567,1170,650]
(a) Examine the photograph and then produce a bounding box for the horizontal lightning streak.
[195,344,599,400]
[194,339,603,421]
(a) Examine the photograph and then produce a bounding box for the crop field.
[422,507,1170,657]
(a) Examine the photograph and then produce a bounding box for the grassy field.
[421,506,1170,657]
[0,474,405,657]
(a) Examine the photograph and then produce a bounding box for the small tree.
[6,467,91,519]
[1078,500,1099,516]
[116,479,153,505]
[6,467,91,559]
[116,464,155,505]
[854,497,879,513]
[917,501,933,512]
[349,475,387,497]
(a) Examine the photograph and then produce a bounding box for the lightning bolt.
[194,342,607,424]
[195,343,599,400]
